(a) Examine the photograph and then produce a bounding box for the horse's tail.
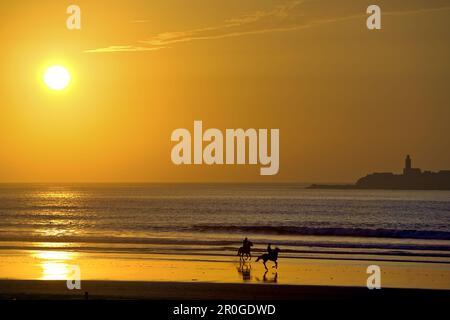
[237,247,242,256]
[255,255,262,262]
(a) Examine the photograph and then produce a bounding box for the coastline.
[307,184,450,190]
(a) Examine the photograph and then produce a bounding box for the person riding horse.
[256,243,280,270]
[237,237,253,260]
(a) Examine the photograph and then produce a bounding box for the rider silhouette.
[243,237,249,250]
[267,243,273,254]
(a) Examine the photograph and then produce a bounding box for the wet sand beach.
[1,247,449,296]
[1,280,449,301]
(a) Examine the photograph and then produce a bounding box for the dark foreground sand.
[0,280,449,301]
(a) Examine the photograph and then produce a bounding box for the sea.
[0,183,449,263]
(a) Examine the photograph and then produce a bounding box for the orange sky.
[0,0,449,183]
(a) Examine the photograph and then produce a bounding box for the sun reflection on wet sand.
[33,250,77,280]
[40,262,71,280]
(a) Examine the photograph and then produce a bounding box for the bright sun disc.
[44,66,71,90]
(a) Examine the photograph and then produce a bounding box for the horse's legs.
[273,261,278,269]
[263,261,268,270]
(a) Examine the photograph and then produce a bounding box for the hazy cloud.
[85,0,450,53]
[130,19,151,24]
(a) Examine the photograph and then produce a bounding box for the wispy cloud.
[85,0,303,53]
[84,45,165,53]
[84,0,450,53]
[141,0,303,47]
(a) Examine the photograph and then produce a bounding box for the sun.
[43,65,71,90]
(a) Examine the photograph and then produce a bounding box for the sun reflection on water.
[36,190,81,200]
[30,189,85,238]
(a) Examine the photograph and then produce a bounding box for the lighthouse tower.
[403,154,412,175]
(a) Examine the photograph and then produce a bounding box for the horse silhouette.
[237,240,253,260]
[256,247,280,270]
